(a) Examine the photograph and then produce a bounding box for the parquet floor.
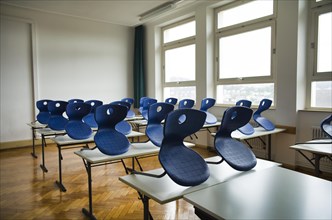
[0,143,217,220]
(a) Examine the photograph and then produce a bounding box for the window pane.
[216,83,274,105]
[219,27,271,79]
[165,44,195,82]
[311,81,332,108]
[164,21,195,43]
[317,12,332,73]
[217,0,273,29]
[164,86,196,101]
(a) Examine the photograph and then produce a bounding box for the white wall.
[0,4,134,143]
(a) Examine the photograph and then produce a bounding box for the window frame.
[214,0,277,106]
[161,17,196,100]
[306,0,332,110]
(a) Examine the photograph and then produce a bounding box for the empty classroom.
[1,0,331,219]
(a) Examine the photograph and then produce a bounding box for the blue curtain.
[133,25,145,108]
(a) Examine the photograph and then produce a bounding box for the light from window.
[311,81,332,108]
[217,0,273,29]
[216,83,274,105]
[164,86,196,101]
[163,21,195,43]
[219,27,271,79]
[317,12,332,73]
[165,44,195,82]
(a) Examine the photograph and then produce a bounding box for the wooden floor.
[0,143,217,220]
[1,142,331,220]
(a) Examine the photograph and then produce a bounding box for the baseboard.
[0,139,52,150]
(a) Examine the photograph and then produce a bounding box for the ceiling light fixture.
[139,0,183,21]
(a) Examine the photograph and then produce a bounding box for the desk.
[75,141,195,220]
[290,139,332,176]
[211,127,285,161]
[26,121,47,158]
[184,166,332,220]
[36,128,66,172]
[119,157,279,220]
[51,131,145,192]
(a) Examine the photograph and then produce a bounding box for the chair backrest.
[121,98,136,118]
[214,106,257,171]
[111,101,132,135]
[94,104,130,155]
[200,98,217,124]
[159,109,209,186]
[235,99,254,135]
[139,97,148,113]
[321,114,332,139]
[82,100,103,128]
[178,99,195,109]
[146,102,174,147]
[253,99,275,131]
[47,101,68,131]
[65,103,92,139]
[165,97,178,105]
[68,99,84,104]
[141,98,157,120]
[36,99,52,124]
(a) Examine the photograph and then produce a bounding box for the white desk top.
[184,166,332,220]
[125,116,143,121]
[51,131,145,146]
[119,157,280,204]
[27,121,47,129]
[202,122,221,128]
[36,127,66,136]
[74,141,195,164]
[130,119,148,126]
[290,139,332,156]
[211,127,285,139]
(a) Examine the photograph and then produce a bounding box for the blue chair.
[68,99,84,104]
[111,101,132,135]
[94,104,130,155]
[165,97,178,105]
[321,114,332,139]
[253,99,275,131]
[121,98,135,118]
[178,99,195,109]
[200,98,217,124]
[47,101,68,131]
[235,99,254,135]
[65,103,92,140]
[36,99,52,124]
[130,109,209,187]
[139,97,148,114]
[145,102,174,147]
[211,106,257,171]
[141,98,157,120]
[82,100,103,128]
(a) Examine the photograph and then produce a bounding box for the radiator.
[311,126,332,171]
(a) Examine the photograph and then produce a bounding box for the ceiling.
[1,0,198,27]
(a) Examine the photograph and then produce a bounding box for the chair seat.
[115,121,132,135]
[146,125,163,147]
[215,137,257,171]
[159,144,210,186]
[238,123,255,135]
[94,129,130,155]
[37,112,51,125]
[255,116,275,131]
[83,113,98,128]
[66,121,93,140]
[48,116,68,131]
[205,111,217,124]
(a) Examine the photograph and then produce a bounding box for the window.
[308,0,332,109]
[162,18,196,101]
[215,0,276,106]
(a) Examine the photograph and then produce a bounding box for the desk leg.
[82,162,97,220]
[40,135,48,172]
[140,193,152,220]
[31,127,38,158]
[267,134,271,161]
[55,145,66,192]
[314,154,322,177]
